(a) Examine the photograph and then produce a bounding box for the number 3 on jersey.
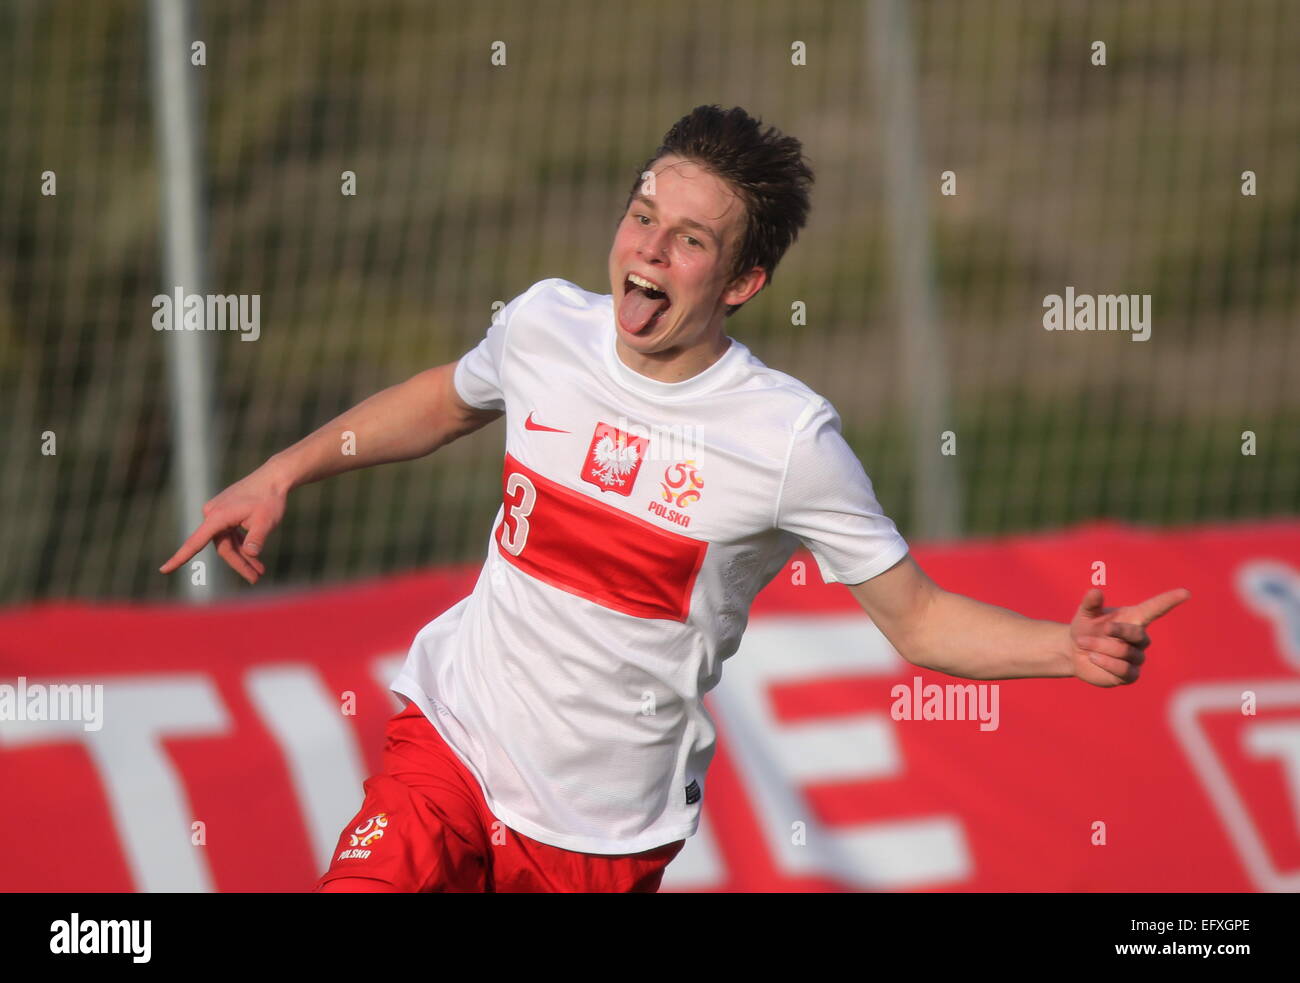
[500,471,537,555]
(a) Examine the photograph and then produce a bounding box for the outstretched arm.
[258,359,500,489]
[159,360,501,584]
[847,555,1190,686]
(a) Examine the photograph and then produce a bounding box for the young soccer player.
[160,105,1189,892]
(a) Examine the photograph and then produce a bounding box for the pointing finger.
[1132,588,1192,627]
[159,516,223,574]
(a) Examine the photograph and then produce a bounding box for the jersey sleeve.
[453,283,544,412]
[775,399,909,585]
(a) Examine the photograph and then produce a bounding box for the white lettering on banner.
[1244,722,1300,836]
[246,666,370,869]
[3,646,967,891]
[1236,561,1300,672]
[1170,680,1300,892]
[707,618,971,889]
[0,676,229,892]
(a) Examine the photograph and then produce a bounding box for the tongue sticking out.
[619,286,670,334]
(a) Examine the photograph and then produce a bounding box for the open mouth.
[619,274,672,334]
[625,274,668,300]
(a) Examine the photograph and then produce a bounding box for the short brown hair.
[623,105,815,317]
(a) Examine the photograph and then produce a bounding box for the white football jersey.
[391,278,909,854]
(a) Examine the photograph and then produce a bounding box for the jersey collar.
[602,301,746,401]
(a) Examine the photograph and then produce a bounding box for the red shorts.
[313,701,684,893]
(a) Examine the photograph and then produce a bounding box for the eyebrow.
[631,193,720,246]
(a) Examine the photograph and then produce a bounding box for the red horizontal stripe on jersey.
[496,452,707,621]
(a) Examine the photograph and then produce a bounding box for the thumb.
[240,512,275,557]
[1078,588,1106,618]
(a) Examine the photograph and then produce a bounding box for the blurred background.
[2,0,1296,605]
[3,0,1300,898]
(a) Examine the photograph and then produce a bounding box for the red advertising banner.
[1,519,1298,892]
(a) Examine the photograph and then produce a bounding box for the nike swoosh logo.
[525,411,570,433]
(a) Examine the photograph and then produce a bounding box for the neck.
[615,327,732,384]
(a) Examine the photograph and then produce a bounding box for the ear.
[722,266,767,308]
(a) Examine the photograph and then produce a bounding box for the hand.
[1068,587,1190,687]
[159,466,288,585]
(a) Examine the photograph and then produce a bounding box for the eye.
[634,214,650,226]
[684,236,702,248]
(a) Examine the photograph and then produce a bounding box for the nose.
[637,227,670,264]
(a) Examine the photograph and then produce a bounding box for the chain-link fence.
[2,0,1296,603]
